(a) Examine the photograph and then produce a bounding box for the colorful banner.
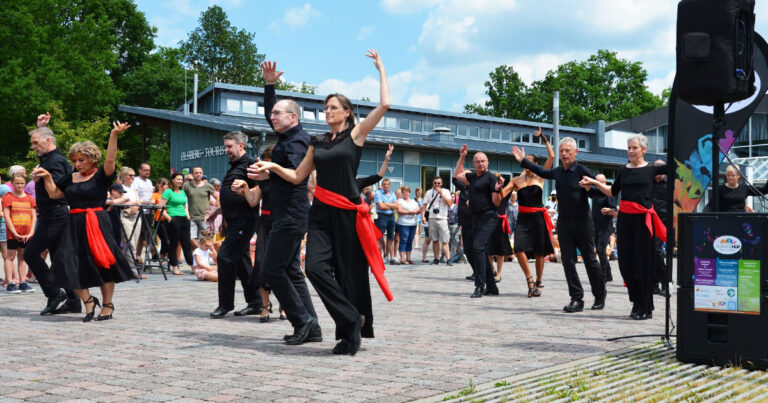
[670,34,768,234]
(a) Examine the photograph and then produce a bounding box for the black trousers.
[23,206,77,301]
[557,216,606,302]
[156,220,170,256]
[617,212,656,313]
[594,228,612,281]
[217,216,259,310]
[167,216,193,267]
[261,217,317,328]
[468,211,499,292]
[460,218,473,269]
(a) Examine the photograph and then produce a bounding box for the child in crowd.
[2,173,36,293]
[192,235,218,282]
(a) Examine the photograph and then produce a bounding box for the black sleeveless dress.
[488,193,513,256]
[514,185,554,256]
[53,166,134,289]
[306,129,374,339]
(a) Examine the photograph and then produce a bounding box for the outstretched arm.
[579,176,611,196]
[513,146,556,180]
[30,167,64,199]
[260,61,284,132]
[250,146,315,185]
[37,112,51,128]
[377,144,394,177]
[533,127,555,169]
[104,121,130,177]
[453,144,470,185]
[351,50,391,146]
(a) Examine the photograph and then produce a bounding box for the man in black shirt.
[245,61,319,345]
[588,174,617,283]
[453,145,501,298]
[25,113,81,315]
[211,131,262,318]
[513,138,607,312]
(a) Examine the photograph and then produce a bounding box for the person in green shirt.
[160,172,192,275]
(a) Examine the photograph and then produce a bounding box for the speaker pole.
[711,102,726,212]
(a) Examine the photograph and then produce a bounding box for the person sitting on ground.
[192,235,218,282]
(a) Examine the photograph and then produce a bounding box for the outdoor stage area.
[0,259,688,402]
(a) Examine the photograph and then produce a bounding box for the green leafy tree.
[180,5,265,87]
[123,47,187,110]
[463,65,529,120]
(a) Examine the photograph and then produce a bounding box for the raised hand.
[365,49,384,72]
[261,61,284,85]
[385,144,394,159]
[511,146,525,162]
[37,112,51,128]
[533,126,548,143]
[459,144,468,158]
[111,121,131,136]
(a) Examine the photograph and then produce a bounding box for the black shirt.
[264,84,312,222]
[311,128,361,202]
[452,178,472,225]
[36,148,72,210]
[611,165,667,208]
[521,159,594,221]
[718,182,768,212]
[465,171,497,216]
[589,188,617,233]
[220,154,258,220]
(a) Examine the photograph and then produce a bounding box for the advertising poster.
[692,217,762,315]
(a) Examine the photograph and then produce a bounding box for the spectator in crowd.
[422,177,453,266]
[395,186,420,264]
[192,235,218,282]
[118,167,142,278]
[3,173,36,293]
[183,166,218,249]
[374,178,398,264]
[149,178,170,261]
[6,166,35,200]
[131,163,153,262]
[0,177,9,281]
[160,172,192,276]
[413,187,423,250]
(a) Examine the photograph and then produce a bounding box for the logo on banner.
[713,235,742,255]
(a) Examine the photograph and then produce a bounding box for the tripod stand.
[113,204,168,281]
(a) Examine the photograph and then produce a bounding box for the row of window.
[224,97,589,149]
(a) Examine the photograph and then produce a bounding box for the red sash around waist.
[261,209,271,215]
[518,205,555,243]
[619,200,667,243]
[69,207,116,269]
[313,185,393,302]
[498,214,512,235]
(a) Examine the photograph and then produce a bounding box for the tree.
[123,47,187,110]
[466,50,664,127]
[180,6,265,87]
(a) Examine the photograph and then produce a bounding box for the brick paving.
[0,259,675,402]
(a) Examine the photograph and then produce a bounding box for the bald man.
[454,145,502,298]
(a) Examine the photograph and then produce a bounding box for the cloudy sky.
[134,0,768,112]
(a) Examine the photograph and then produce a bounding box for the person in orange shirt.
[2,173,37,294]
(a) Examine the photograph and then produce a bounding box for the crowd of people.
[8,49,767,357]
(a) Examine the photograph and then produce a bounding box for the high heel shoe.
[260,303,272,323]
[527,276,541,298]
[279,305,287,320]
[535,279,544,289]
[96,303,114,321]
[82,296,101,323]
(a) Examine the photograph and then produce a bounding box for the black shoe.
[40,290,67,316]
[470,287,484,298]
[483,288,499,296]
[591,299,605,310]
[465,274,475,281]
[652,285,663,295]
[234,303,261,316]
[95,303,114,321]
[209,307,231,318]
[638,312,653,320]
[629,303,640,319]
[563,300,584,313]
[285,317,317,345]
[53,299,83,315]
[432,259,439,265]
[446,261,452,266]
[332,317,361,355]
[82,296,100,323]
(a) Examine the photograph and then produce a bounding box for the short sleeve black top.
[220,154,258,220]
[465,171,497,216]
[718,183,768,212]
[312,128,362,202]
[60,166,114,209]
[611,164,666,208]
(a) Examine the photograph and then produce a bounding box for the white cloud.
[149,15,188,47]
[380,0,442,15]
[407,93,440,109]
[317,70,421,106]
[573,0,674,33]
[357,26,376,41]
[646,69,675,95]
[271,3,321,32]
[167,0,202,16]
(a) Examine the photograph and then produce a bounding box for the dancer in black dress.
[580,134,666,320]
[32,122,134,322]
[252,49,391,355]
[487,184,513,280]
[499,127,554,296]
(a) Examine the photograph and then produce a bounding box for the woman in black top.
[716,165,768,212]
[33,122,134,322]
[251,50,390,355]
[580,134,666,320]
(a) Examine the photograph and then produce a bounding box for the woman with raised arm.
[579,134,666,320]
[32,122,134,322]
[251,50,391,355]
[500,127,554,297]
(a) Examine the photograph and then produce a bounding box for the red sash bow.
[619,201,667,242]
[69,207,116,269]
[498,214,512,234]
[313,185,393,302]
[518,205,555,243]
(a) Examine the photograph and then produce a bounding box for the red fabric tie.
[498,214,512,235]
[518,205,555,244]
[313,185,393,301]
[69,207,116,269]
[619,200,667,243]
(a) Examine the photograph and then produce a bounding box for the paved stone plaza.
[0,260,674,402]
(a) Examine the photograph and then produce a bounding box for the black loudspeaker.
[676,0,756,105]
